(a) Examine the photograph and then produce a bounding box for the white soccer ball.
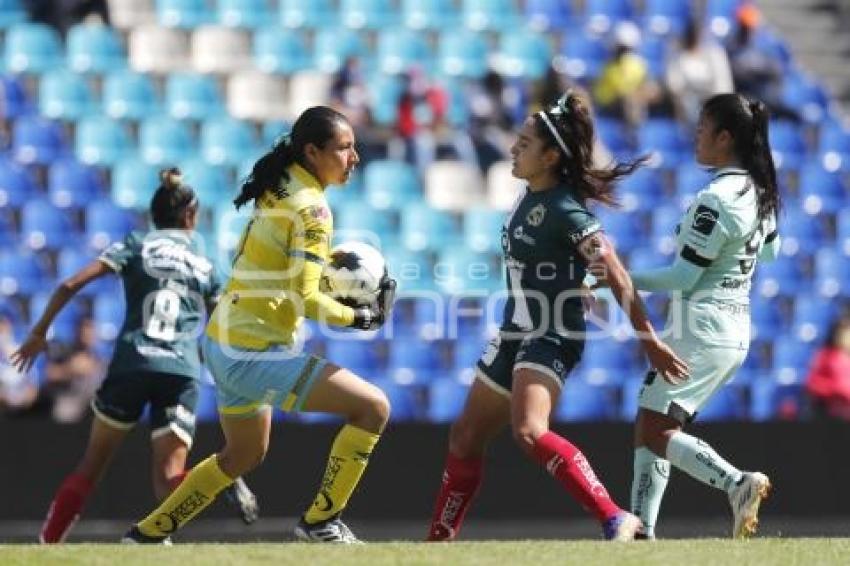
[320,241,386,306]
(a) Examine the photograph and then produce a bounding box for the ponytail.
[150,167,198,229]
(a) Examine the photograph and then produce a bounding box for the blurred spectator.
[725,3,799,121]
[592,22,658,128]
[665,19,733,127]
[467,70,520,171]
[0,305,40,415]
[330,56,369,128]
[806,318,850,420]
[44,317,104,423]
[23,0,109,35]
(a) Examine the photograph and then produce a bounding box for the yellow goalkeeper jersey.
[206,163,354,350]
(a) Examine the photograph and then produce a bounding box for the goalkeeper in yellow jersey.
[123,106,396,544]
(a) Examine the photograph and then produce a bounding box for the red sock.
[167,471,188,492]
[40,473,94,543]
[427,452,483,541]
[531,432,621,522]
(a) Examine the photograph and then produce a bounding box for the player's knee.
[364,390,391,431]
[511,421,546,458]
[218,443,267,477]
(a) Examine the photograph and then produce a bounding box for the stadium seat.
[751,296,786,338]
[325,338,384,374]
[750,378,804,421]
[580,339,638,386]
[335,200,395,246]
[778,209,825,255]
[0,74,30,118]
[195,381,219,422]
[401,203,458,253]
[218,0,272,28]
[377,29,432,75]
[111,158,160,209]
[617,166,662,211]
[595,208,644,253]
[554,32,609,80]
[642,0,691,36]
[783,73,829,125]
[437,30,489,79]
[164,72,224,120]
[156,0,213,28]
[56,246,116,297]
[103,69,160,120]
[4,23,63,73]
[364,160,421,211]
[427,378,468,423]
[0,157,36,208]
[75,117,133,166]
[694,382,748,422]
[279,0,337,29]
[47,158,103,210]
[435,248,500,295]
[0,0,26,27]
[704,0,740,38]
[639,36,668,79]
[494,30,553,80]
[583,0,633,34]
[463,208,505,254]
[340,0,398,30]
[426,161,485,211]
[755,255,805,298]
[638,119,689,168]
[108,0,157,30]
[650,205,683,254]
[39,71,96,120]
[85,199,138,250]
[772,335,816,384]
[128,25,190,73]
[838,209,850,254]
[211,202,252,273]
[287,70,333,119]
[462,0,520,31]
[21,199,75,251]
[191,26,252,74]
[798,161,847,214]
[485,161,525,211]
[178,158,230,206]
[200,116,260,166]
[402,0,459,31]
[453,337,485,370]
[139,116,195,165]
[365,74,403,126]
[13,116,65,165]
[227,71,289,121]
[383,248,435,293]
[253,27,309,74]
[769,120,807,170]
[93,294,126,340]
[29,291,82,342]
[67,24,126,74]
[675,162,714,196]
[378,380,421,421]
[818,120,850,169]
[524,0,575,32]
[595,117,633,157]
[793,294,838,341]
[388,338,443,384]
[555,380,617,422]
[313,27,368,74]
[0,249,47,296]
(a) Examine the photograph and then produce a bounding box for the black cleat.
[121,526,172,545]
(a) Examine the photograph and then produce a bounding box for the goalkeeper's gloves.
[349,275,397,331]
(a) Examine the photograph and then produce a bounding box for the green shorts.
[638,335,747,423]
[201,335,328,418]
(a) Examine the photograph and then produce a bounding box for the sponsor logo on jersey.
[526,204,547,227]
[568,223,601,245]
[552,359,565,375]
[512,225,536,245]
[307,205,330,221]
[691,205,719,236]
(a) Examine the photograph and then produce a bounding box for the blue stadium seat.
[495,30,553,80]
[253,27,309,74]
[453,338,485,371]
[595,208,644,253]
[768,120,806,170]
[751,296,786,338]
[0,0,26,27]
[195,381,219,422]
[638,119,689,168]
[694,382,748,421]
[0,75,30,118]
[0,157,36,208]
[66,24,126,74]
[402,0,459,31]
[75,117,132,166]
[377,29,432,75]
[704,0,740,38]
[313,27,368,73]
[675,162,713,196]
[0,213,16,247]
[462,0,520,31]
[580,339,638,386]
[0,249,47,296]
[798,161,846,214]
[463,208,505,254]
[111,158,160,209]
[427,378,468,423]
[583,0,633,34]
[368,379,418,421]
[261,120,293,146]
[777,209,825,255]
[438,77,472,128]
[212,202,251,273]
[639,36,667,79]
[340,0,398,30]
[750,378,804,421]
[437,30,489,79]
[39,71,96,120]
[435,248,500,295]
[650,205,683,253]
[56,246,115,297]
[178,158,230,206]
[383,249,435,293]
[139,116,195,165]
[200,117,260,166]
[401,203,459,253]
[335,201,395,245]
[156,0,213,28]
[218,0,272,28]
[388,338,442,384]
[617,166,662,210]
[29,291,82,342]
[165,73,224,120]
[818,120,850,168]
[838,209,850,253]
[793,294,838,342]
[642,0,691,36]
[103,70,160,120]
[783,73,828,125]
[366,74,403,126]
[755,254,805,298]
[85,199,137,251]
[47,158,103,210]
[772,335,816,384]
[325,338,383,374]
[524,0,575,32]
[93,294,125,340]
[364,160,421,211]
[4,23,63,73]
[555,380,617,421]
[595,117,633,157]
[13,115,65,165]
[21,199,75,251]
[626,247,669,271]
[280,0,337,29]
[555,32,610,80]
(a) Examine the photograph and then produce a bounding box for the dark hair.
[533,91,646,207]
[150,167,198,229]
[825,318,850,348]
[234,106,349,210]
[701,93,781,222]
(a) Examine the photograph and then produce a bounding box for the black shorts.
[475,331,583,396]
[92,371,199,447]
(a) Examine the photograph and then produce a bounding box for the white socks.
[631,447,670,538]
[666,431,743,493]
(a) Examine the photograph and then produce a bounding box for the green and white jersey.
[671,167,778,347]
[98,230,221,380]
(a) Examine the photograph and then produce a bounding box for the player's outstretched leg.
[631,447,671,539]
[223,477,260,525]
[728,471,772,539]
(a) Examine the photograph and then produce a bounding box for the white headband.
[537,110,572,158]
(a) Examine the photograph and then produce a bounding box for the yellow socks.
[137,455,233,538]
[304,424,381,524]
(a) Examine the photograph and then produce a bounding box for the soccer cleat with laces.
[294,514,363,543]
[602,512,642,542]
[729,471,771,539]
[121,526,172,545]
[223,477,259,525]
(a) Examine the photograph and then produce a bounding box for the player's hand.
[580,283,598,313]
[349,276,397,331]
[9,332,48,374]
[645,339,689,385]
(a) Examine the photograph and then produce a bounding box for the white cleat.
[294,515,363,544]
[729,472,771,539]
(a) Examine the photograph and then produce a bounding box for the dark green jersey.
[500,186,601,337]
[98,230,221,380]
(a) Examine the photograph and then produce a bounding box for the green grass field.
[1,539,848,566]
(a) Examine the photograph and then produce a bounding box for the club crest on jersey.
[308,205,330,221]
[526,204,546,227]
[692,204,719,236]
